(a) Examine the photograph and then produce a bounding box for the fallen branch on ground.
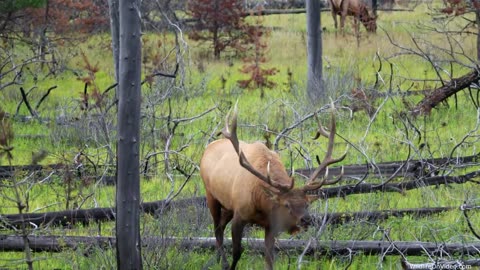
[320,170,480,198]
[296,153,479,181]
[2,171,478,229]
[181,7,414,23]
[1,153,477,181]
[1,235,479,258]
[413,70,480,115]
[303,206,455,226]
[0,197,205,229]
[0,203,459,230]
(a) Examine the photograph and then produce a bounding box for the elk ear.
[306,194,319,203]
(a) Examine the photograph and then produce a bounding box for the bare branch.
[461,202,480,240]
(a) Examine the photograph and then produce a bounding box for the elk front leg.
[340,13,347,36]
[354,16,360,38]
[264,228,276,270]
[340,1,349,36]
[230,216,246,270]
[332,12,338,32]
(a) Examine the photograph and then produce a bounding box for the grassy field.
[1,2,479,269]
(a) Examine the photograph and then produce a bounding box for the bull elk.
[200,103,346,270]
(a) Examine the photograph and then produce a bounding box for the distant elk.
[349,88,376,117]
[200,103,346,270]
[329,0,377,35]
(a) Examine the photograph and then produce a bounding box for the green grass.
[0,247,406,269]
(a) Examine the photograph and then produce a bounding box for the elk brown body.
[200,105,346,270]
[329,0,377,35]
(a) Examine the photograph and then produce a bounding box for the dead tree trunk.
[115,0,142,267]
[107,0,120,88]
[476,6,480,63]
[413,70,480,115]
[306,0,325,102]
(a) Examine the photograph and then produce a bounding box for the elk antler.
[302,102,347,192]
[312,112,331,140]
[222,104,293,192]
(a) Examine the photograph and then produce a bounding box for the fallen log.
[0,163,64,179]
[0,204,453,229]
[1,235,479,258]
[0,202,454,230]
[2,171,478,229]
[297,153,479,181]
[320,170,480,199]
[182,7,414,22]
[413,69,480,115]
[0,234,115,252]
[303,206,454,226]
[1,153,477,182]
[0,197,206,228]
[0,163,116,185]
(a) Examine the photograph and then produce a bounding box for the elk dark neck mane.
[251,186,275,224]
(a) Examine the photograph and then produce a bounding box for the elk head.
[360,11,377,33]
[365,17,377,33]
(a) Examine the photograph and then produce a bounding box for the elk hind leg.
[206,193,230,268]
[340,13,347,36]
[332,12,338,36]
